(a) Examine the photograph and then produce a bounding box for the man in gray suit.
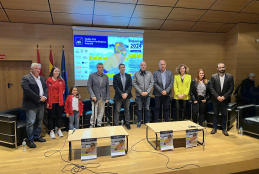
[153,60,174,122]
[21,63,48,148]
[87,63,110,128]
[133,61,154,128]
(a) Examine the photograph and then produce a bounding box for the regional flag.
[49,49,54,73]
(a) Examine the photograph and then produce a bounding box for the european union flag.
[61,49,69,103]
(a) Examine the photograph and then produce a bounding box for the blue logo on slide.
[74,35,108,48]
[75,37,83,45]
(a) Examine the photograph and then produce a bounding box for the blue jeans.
[26,105,44,141]
[136,96,150,123]
[69,112,79,130]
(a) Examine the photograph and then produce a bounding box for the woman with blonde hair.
[190,69,210,125]
[174,64,191,121]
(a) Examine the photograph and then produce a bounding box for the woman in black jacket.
[190,69,210,125]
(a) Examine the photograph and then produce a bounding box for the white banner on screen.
[73,27,144,86]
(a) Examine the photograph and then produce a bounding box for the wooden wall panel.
[236,24,259,87]
[224,25,238,84]
[0,22,225,101]
[143,30,225,83]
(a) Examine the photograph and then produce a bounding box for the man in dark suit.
[21,63,48,148]
[153,60,174,122]
[87,63,110,128]
[210,63,234,136]
[113,63,132,129]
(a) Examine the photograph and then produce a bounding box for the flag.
[49,49,54,73]
[37,49,42,76]
[61,49,69,102]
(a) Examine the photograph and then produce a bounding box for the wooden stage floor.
[1,123,259,174]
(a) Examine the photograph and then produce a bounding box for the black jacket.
[241,78,255,94]
[209,73,234,103]
[190,79,211,102]
[113,73,132,100]
[21,73,48,110]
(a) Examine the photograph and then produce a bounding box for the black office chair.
[236,104,259,136]
[0,108,27,148]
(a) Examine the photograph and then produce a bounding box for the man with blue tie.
[153,60,174,122]
[113,64,132,130]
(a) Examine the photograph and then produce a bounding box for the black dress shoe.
[26,140,36,148]
[222,130,229,136]
[210,129,217,134]
[34,137,46,142]
[126,124,131,130]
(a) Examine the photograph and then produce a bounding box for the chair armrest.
[228,102,237,110]
[237,104,256,110]
[108,99,115,106]
[237,104,256,120]
[256,105,259,115]
[130,98,135,104]
[0,114,17,122]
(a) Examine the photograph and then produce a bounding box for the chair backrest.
[150,97,156,107]
[0,108,26,121]
[207,101,214,112]
[256,105,259,115]
[82,99,92,111]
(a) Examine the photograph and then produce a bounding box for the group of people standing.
[21,60,234,148]
[87,60,234,137]
[21,63,83,148]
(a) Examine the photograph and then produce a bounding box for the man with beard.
[210,63,234,136]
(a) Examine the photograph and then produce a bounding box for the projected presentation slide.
[74,35,143,86]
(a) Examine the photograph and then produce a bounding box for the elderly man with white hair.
[241,73,256,96]
[21,63,48,148]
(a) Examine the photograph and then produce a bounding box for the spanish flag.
[49,49,54,73]
[37,49,42,76]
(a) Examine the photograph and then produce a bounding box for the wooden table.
[146,121,206,150]
[68,126,129,161]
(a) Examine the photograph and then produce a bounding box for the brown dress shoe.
[222,130,229,136]
[210,129,217,134]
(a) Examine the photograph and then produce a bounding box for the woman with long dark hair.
[46,66,65,139]
[190,69,210,125]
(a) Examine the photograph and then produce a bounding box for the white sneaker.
[58,129,63,137]
[50,131,56,139]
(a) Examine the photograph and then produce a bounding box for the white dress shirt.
[31,73,44,96]
[72,96,79,111]
[219,74,225,92]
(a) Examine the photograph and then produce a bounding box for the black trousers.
[192,102,206,125]
[48,103,63,130]
[154,95,171,122]
[176,99,187,121]
[213,102,228,130]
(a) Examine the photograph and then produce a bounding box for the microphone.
[188,125,198,128]
[72,128,76,134]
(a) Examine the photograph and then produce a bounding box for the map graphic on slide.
[74,35,143,81]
